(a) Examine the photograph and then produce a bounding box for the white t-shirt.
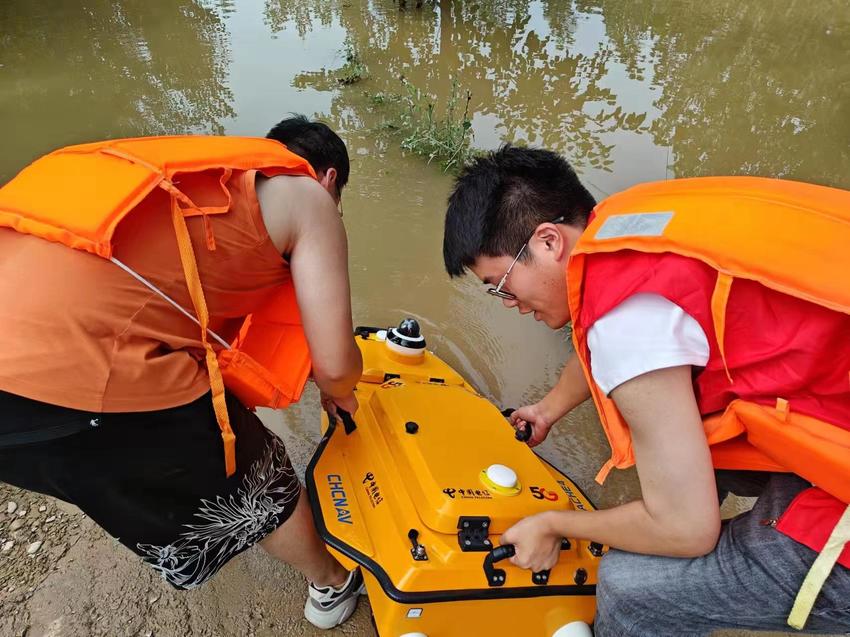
[586,293,710,395]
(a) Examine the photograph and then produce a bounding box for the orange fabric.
[0,169,295,411]
[0,137,318,476]
[567,177,850,501]
[0,136,315,258]
[776,488,850,569]
[219,279,312,410]
[710,272,734,384]
[169,191,236,476]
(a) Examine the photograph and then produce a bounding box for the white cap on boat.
[485,464,518,489]
[551,621,593,637]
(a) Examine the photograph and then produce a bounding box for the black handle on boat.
[337,408,357,434]
[484,539,572,587]
[491,544,516,562]
[483,544,515,587]
[502,407,533,442]
[326,408,357,435]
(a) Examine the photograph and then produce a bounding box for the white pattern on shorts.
[136,435,300,589]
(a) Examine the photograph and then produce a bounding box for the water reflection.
[578,0,850,187]
[0,0,235,180]
[291,0,652,174]
[264,0,336,37]
[284,0,849,188]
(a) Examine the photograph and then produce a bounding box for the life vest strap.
[169,192,236,477]
[99,146,163,177]
[108,256,231,350]
[788,504,850,629]
[99,146,219,253]
[710,272,734,384]
[595,458,615,485]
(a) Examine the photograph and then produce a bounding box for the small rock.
[45,516,56,523]
[6,502,17,514]
[27,540,43,555]
[148,594,160,604]
[10,519,25,532]
[17,509,27,517]
[2,540,14,552]
[38,505,47,513]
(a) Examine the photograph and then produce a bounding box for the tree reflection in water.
[0,0,235,179]
[268,0,849,187]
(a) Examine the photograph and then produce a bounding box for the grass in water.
[336,40,368,85]
[292,39,368,90]
[396,77,478,173]
[366,77,478,173]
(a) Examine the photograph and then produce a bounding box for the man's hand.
[509,353,592,446]
[499,367,721,560]
[500,512,562,572]
[321,391,359,419]
[510,403,555,447]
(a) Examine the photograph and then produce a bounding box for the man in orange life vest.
[0,117,365,629]
[442,146,850,635]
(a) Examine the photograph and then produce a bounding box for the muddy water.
[2,0,848,506]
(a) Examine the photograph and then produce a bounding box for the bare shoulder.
[256,174,336,254]
[255,173,328,214]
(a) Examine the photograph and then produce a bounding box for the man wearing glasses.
[441,146,850,636]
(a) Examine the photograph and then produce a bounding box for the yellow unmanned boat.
[306,319,601,637]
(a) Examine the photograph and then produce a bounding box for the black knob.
[574,568,588,585]
[397,318,421,338]
[515,424,533,442]
[405,421,419,434]
[491,544,516,561]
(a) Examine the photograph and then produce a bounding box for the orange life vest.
[0,136,317,476]
[567,176,850,628]
[567,176,850,503]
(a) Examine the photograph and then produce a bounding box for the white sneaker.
[304,568,365,629]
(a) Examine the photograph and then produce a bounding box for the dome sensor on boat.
[385,318,426,359]
[480,463,522,496]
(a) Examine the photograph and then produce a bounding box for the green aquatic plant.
[395,77,478,173]
[335,40,368,85]
[292,39,367,89]
[365,91,402,106]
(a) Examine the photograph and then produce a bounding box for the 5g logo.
[529,486,559,501]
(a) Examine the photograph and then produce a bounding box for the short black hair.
[266,115,350,191]
[443,145,596,277]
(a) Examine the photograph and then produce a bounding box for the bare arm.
[510,351,591,446]
[257,176,362,400]
[502,365,720,571]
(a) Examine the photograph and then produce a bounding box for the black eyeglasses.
[486,216,566,301]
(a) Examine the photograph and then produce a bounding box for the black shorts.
[0,390,301,589]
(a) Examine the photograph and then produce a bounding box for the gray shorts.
[595,473,850,636]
